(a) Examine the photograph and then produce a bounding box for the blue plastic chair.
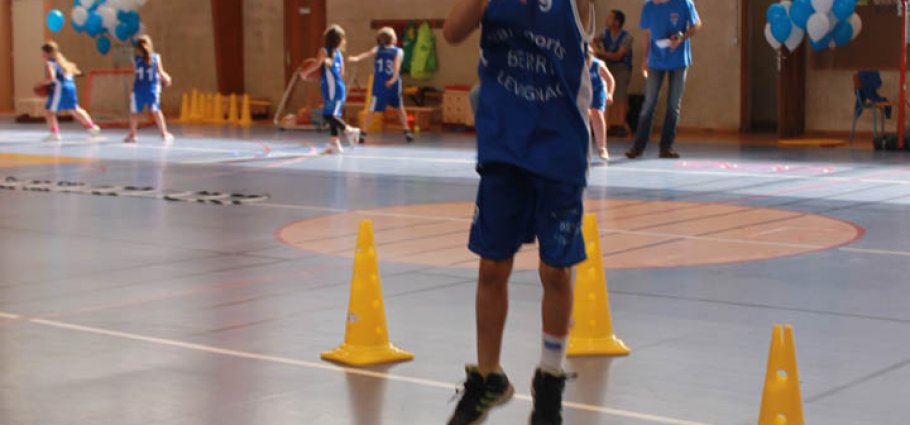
[851,71,891,145]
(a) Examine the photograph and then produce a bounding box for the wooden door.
[285,0,327,82]
[778,45,806,138]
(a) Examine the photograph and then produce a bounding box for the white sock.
[540,333,567,373]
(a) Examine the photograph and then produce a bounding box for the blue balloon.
[96,36,111,55]
[771,17,793,43]
[85,12,104,36]
[46,10,65,33]
[766,3,788,23]
[810,33,832,51]
[115,23,131,41]
[790,0,815,29]
[833,21,854,46]
[833,0,856,21]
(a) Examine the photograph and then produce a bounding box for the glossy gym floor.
[0,120,909,425]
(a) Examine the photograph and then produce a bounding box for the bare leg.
[590,109,607,150]
[152,111,172,139]
[539,263,573,339]
[398,106,410,131]
[70,107,95,128]
[127,113,140,140]
[44,111,59,133]
[477,257,513,376]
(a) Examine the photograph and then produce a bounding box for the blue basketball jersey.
[133,54,160,93]
[49,60,75,86]
[476,0,594,186]
[321,48,345,101]
[373,45,403,93]
[589,58,605,97]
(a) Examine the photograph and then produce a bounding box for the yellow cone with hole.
[177,93,190,123]
[567,213,630,357]
[227,93,240,125]
[212,93,226,124]
[758,325,804,425]
[321,220,414,366]
[239,94,253,126]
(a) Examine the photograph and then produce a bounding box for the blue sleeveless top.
[133,54,160,93]
[321,48,346,101]
[589,58,605,97]
[476,0,594,185]
[374,45,403,93]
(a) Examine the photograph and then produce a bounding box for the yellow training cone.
[567,213,630,357]
[212,93,226,124]
[205,93,215,122]
[190,89,201,122]
[321,220,414,367]
[227,93,239,124]
[758,325,805,425]
[239,94,253,126]
[178,93,190,123]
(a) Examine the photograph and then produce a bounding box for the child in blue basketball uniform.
[38,42,101,142]
[445,0,595,424]
[125,35,174,144]
[350,27,415,144]
[300,25,360,155]
[589,51,615,161]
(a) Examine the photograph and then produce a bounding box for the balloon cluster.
[765,0,862,52]
[45,0,148,55]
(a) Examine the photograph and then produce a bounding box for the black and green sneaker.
[405,131,415,143]
[447,365,514,425]
[529,368,573,425]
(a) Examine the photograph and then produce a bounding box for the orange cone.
[212,93,226,124]
[567,213,630,357]
[190,89,201,122]
[321,220,414,367]
[178,93,191,123]
[239,94,253,126]
[758,325,805,425]
[227,93,239,125]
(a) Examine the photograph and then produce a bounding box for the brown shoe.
[659,149,681,159]
[625,147,644,159]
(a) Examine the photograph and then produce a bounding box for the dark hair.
[324,25,346,56]
[136,35,154,65]
[612,10,626,28]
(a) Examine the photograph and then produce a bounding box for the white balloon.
[781,0,792,12]
[785,25,805,52]
[807,12,831,42]
[849,13,863,41]
[71,6,88,26]
[765,23,782,50]
[81,0,96,9]
[827,11,839,27]
[811,0,834,14]
[97,6,118,31]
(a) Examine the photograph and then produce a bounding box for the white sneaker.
[344,127,361,147]
[87,125,101,137]
[162,133,175,143]
[598,148,610,160]
[124,135,138,144]
[322,140,344,155]
[43,133,62,142]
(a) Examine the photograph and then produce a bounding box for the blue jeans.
[633,68,688,151]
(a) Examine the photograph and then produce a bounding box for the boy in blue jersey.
[589,51,615,161]
[626,0,701,159]
[125,35,174,144]
[444,0,595,424]
[350,27,415,144]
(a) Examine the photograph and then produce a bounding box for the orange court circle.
[277,199,863,270]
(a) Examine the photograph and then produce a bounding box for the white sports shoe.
[322,140,344,155]
[87,125,102,137]
[598,147,610,160]
[344,127,361,148]
[124,135,138,143]
[162,133,175,143]
[43,133,62,142]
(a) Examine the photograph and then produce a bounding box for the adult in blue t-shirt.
[626,0,701,159]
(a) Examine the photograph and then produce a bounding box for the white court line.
[342,154,910,185]
[841,247,910,257]
[28,318,713,425]
[0,312,22,320]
